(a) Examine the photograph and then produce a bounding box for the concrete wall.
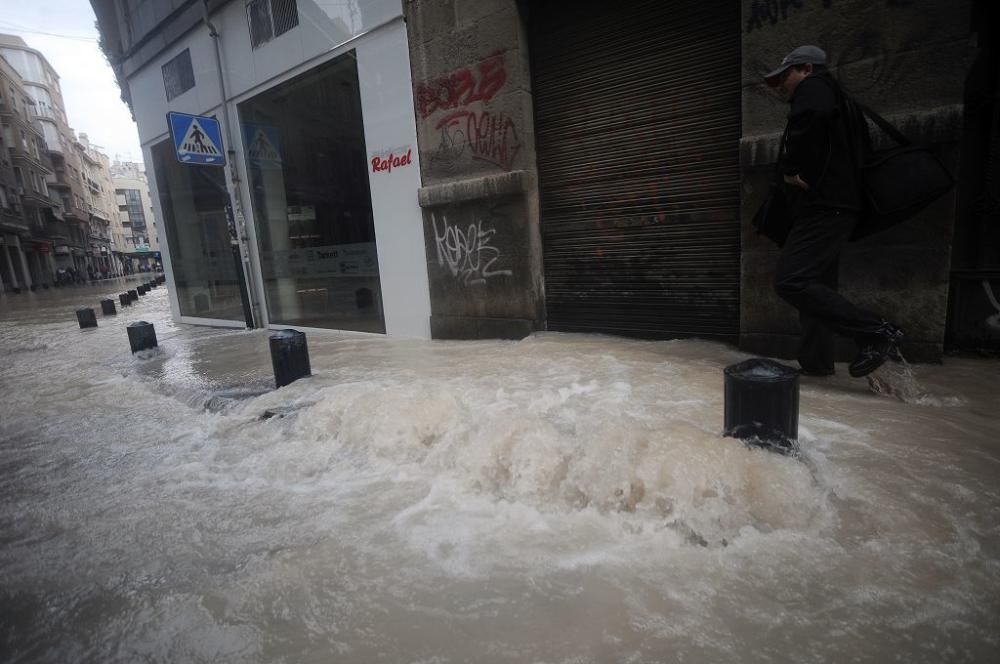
[405,0,545,339]
[740,0,975,363]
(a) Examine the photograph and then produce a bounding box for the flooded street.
[1,283,999,663]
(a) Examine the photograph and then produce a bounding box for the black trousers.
[773,208,885,372]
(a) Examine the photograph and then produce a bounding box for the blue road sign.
[243,123,283,170]
[168,112,226,166]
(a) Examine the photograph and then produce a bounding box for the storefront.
[527,0,741,342]
[131,1,429,336]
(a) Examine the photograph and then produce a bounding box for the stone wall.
[740,0,975,362]
[405,0,544,339]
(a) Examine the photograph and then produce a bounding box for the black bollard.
[127,321,158,353]
[128,289,138,302]
[76,308,97,329]
[269,329,311,388]
[101,299,116,315]
[120,293,130,307]
[723,358,799,453]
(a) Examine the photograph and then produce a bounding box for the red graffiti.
[435,110,522,171]
[415,51,508,118]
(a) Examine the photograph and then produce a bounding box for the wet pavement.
[1,281,999,663]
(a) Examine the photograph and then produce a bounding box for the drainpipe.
[202,0,261,328]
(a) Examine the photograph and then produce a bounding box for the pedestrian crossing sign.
[168,112,226,166]
[243,123,283,170]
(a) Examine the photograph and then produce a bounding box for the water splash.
[866,355,965,406]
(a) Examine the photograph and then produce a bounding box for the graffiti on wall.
[431,211,513,286]
[416,51,522,172]
[415,52,508,119]
[434,110,522,172]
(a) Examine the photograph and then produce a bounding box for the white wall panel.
[357,23,430,338]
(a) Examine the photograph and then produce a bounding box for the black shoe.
[849,323,904,378]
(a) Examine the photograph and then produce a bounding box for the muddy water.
[1,284,998,663]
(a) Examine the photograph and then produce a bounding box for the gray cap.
[764,45,827,82]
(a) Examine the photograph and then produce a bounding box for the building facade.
[92,0,999,357]
[94,0,428,332]
[0,45,59,293]
[76,133,118,278]
[112,160,161,272]
[0,34,125,289]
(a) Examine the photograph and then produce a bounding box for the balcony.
[15,186,57,209]
[45,218,71,241]
[47,166,74,190]
[0,206,29,233]
[9,149,53,178]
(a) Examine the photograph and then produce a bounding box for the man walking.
[765,45,903,378]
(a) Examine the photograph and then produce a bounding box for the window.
[161,49,195,101]
[152,138,247,320]
[247,0,299,49]
[238,51,383,332]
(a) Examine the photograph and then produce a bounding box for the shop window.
[151,139,245,321]
[247,0,299,49]
[161,49,195,101]
[239,51,383,333]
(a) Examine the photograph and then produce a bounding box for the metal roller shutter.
[529,0,741,341]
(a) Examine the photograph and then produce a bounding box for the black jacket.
[782,71,861,212]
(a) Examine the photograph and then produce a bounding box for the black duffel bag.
[752,128,796,247]
[847,99,955,240]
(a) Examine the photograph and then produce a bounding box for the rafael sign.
[370,148,413,174]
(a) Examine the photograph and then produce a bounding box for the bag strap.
[770,126,790,186]
[854,100,911,147]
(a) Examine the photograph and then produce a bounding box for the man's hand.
[783,173,810,190]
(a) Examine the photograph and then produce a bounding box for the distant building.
[0,42,58,292]
[0,33,126,286]
[112,160,160,272]
[76,133,118,277]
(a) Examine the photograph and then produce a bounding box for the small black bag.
[846,99,955,240]
[752,128,795,247]
[752,185,794,247]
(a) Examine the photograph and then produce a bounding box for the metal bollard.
[120,293,130,307]
[127,321,158,353]
[269,329,312,388]
[128,289,138,302]
[101,299,116,315]
[723,358,799,453]
[76,308,97,329]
